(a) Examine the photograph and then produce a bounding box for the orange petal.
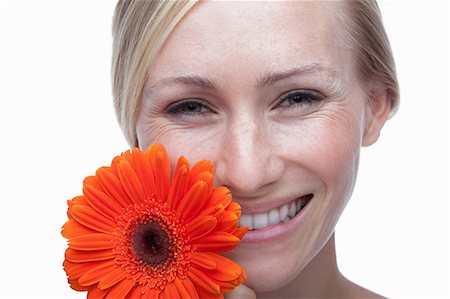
[186,215,217,240]
[196,287,223,299]
[83,178,122,219]
[96,167,132,208]
[213,205,225,219]
[120,149,133,162]
[64,259,102,280]
[131,147,156,199]
[189,252,216,270]
[143,287,160,299]
[181,278,199,299]
[117,159,147,204]
[189,160,214,185]
[147,144,170,201]
[69,233,113,251]
[125,285,146,299]
[233,226,248,240]
[207,186,231,208]
[193,232,240,253]
[167,157,190,209]
[130,271,142,284]
[110,156,123,175]
[62,219,96,239]
[215,211,238,233]
[69,281,91,291]
[68,195,89,207]
[156,152,170,201]
[225,201,241,217]
[189,171,213,194]
[213,279,239,293]
[65,260,88,285]
[87,285,109,299]
[98,267,127,290]
[187,266,221,295]
[66,196,89,220]
[65,248,114,263]
[216,268,247,292]
[174,277,191,299]
[162,283,180,299]
[70,204,116,234]
[140,284,149,296]
[202,253,241,281]
[177,181,208,221]
[234,267,247,285]
[106,278,135,299]
[78,260,115,286]
[195,203,224,220]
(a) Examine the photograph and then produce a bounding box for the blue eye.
[166,100,210,118]
[278,90,324,109]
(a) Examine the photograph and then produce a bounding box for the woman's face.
[137,1,374,293]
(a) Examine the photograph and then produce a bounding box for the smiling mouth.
[238,194,314,231]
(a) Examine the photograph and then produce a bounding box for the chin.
[225,246,308,293]
[245,264,298,293]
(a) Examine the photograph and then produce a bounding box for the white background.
[0,1,448,298]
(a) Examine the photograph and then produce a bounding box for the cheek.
[286,106,365,253]
[282,106,365,195]
[136,117,224,170]
[309,123,361,194]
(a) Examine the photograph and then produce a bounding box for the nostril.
[213,143,283,196]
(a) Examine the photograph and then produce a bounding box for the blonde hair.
[341,0,399,116]
[112,0,198,147]
[112,0,399,147]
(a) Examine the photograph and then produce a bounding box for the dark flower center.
[132,221,170,267]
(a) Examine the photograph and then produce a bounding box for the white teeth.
[268,209,280,225]
[253,213,269,229]
[279,203,288,222]
[238,214,253,230]
[288,201,296,217]
[239,195,313,231]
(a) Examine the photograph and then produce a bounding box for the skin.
[135,1,391,298]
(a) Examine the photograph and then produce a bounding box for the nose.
[214,111,284,197]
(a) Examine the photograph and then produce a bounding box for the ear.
[362,88,392,146]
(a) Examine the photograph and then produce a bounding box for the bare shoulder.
[348,282,387,299]
[339,275,387,299]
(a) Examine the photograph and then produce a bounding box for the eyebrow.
[256,63,343,89]
[146,74,217,94]
[144,63,345,96]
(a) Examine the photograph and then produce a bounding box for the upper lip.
[234,193,311,215]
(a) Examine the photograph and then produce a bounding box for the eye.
[166,100,211,119]
[277,90,325,110]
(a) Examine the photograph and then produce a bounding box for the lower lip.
[239,199,312,244]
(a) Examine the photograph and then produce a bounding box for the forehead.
[147,1,351,85]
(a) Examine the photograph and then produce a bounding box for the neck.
[258,233,345,298]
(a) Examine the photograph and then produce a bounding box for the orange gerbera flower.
[62,144,247,299]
